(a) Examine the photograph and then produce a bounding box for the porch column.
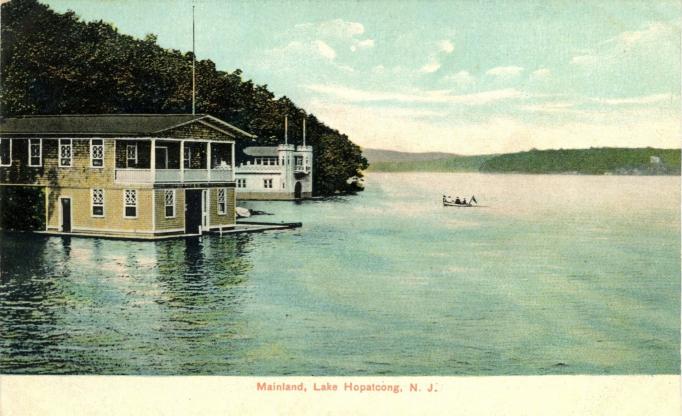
[150,138,156,182]
[180,140,185,182]
[207,141,212,182]
[230,142,235,182]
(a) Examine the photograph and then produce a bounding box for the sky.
[42,0,681,154]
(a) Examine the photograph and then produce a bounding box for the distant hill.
[480,147,680,175]
[365,147,680,175]
[362,148,460,164]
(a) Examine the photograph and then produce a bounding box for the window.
[263,179,273,189]
[126,144,137,167]
[59,139,72,167]
[124,189,137,218]
[237,178,246,188]
[183,146,191,168]
[164,190,175,218]
[0,139,10,166]
[295,156,303,167]
[217,188,227,215]
[91,189,104,217]
[91,139,104,167]
[28,139,42,167]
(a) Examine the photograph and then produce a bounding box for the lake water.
[0,173,679,375]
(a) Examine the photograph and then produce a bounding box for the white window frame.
[126,144,138,167]
[28,139,42,167]
[123,189,138,219]
[217,188,227,215]
[263,178,273,189]
[0,138,10,167]
[236,178,246,188]
[183,146,192,168]
[164,189,176,218]
[59,139,72,167]
[90,139,104,168]
[91,188,105,218]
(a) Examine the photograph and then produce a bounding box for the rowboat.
[443,201,475,207]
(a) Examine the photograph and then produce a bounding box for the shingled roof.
[0,114,256,138]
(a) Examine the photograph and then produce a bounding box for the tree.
[0,0,369,195]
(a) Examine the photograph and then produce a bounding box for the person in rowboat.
[454,197,461,204]
[462,198,467,205]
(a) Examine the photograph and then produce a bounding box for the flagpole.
[192,2,196,115]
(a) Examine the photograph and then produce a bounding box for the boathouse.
[234,117,313,200]
[0,114,256,238]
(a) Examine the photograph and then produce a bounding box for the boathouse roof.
[243,146,279,157]
[0,114,256,138]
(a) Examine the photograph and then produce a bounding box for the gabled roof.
[243,146,279,157]
[0,114,256,138]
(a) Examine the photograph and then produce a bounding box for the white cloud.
[306,83,528,105]
[350,38,375,52]
[295,19,365,38]
[570,54,598,66]
[571,21,678,66]
[444,70,476,88]
[419,59,441,73]
[486,66,524,77]
[530,68,551,79]
[439,39,455,54]
[314,40,336,60]
[590,93,673,105]
[417,39,455,73]
[306,99,680,154]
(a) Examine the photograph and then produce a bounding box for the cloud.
[350,39,375,52]
[570,21,678,67]
[590,93,674,105]
[314,40,336,60]
[486,66,524,77]
[419,58,441,73]
[444,70,476,88]
[306,99,680,154]
[294,18,374,53]
[570,55,598,66]
[306,83,528,105]
[295,19,365,38]
[418,39,454,73]
[530,68,551,80]
[438,40,455,53]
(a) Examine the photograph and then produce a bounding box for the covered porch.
[114,138,234,184]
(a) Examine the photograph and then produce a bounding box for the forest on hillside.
[0,0,368,195]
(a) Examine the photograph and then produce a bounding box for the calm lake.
[0,172,679,375]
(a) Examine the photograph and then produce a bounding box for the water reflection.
[0,232,253,374]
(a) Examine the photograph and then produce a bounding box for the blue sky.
[44,0,680,154]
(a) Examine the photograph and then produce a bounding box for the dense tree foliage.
[479,147,680,175]
[0,0,367,195]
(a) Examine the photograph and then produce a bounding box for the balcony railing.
[295,165,311,174]
[115,168,233,184]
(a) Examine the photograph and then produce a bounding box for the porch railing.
[115,168,233,184]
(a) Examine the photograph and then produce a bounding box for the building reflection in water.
[0,232,254,374]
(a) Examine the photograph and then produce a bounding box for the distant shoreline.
[364,147,681,176]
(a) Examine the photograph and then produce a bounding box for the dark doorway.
[294,182,302,199]
[156,146,168,169]
[61,198,71,232]
[185,189,202,234]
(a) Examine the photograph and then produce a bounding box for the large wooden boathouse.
[0,114,256,239]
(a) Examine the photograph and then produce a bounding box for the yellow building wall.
[209,187,236,228]
[154,188,185,231]
[47,187,153,234]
